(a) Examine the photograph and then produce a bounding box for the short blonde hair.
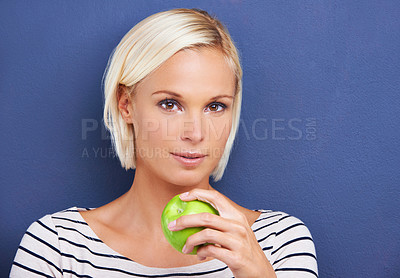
[103,8,242,182]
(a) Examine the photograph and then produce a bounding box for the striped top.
[10,207,318,277]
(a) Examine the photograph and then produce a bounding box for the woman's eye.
[159,99,180,111]
[207,102,227,112]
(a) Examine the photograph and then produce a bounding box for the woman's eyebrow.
[152,90,233,100]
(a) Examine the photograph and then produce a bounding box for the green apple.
[161,194,219,255]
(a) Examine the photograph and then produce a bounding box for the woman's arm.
[10,214,63,278]
[171,189,318,278]
[270,214,318,277]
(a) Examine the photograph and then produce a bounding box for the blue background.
[1,1,399,277]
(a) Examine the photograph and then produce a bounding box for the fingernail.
[168,220,176,230]
[180,192,189,199]
[182,244,188,253]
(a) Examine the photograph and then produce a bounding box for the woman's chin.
[165,169,208,187]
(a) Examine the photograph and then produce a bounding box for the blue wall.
[1,1,399,277]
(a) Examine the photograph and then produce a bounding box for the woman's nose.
[180,113,205,143]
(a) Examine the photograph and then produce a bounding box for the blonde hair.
[103,8,242,182]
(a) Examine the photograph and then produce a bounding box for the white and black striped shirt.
[10,207,318,277]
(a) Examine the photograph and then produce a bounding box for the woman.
[11,8,318,277]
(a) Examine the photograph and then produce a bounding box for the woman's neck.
[109,165,214,237]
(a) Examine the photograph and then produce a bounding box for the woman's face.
[123,47,236,186]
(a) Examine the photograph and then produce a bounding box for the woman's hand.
[168,188,277,278]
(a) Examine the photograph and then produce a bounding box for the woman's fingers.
[169,212,243,234]
[196,244,238,267]
[182,228,238,254]
[179,189,246,221]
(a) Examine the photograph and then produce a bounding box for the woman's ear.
[117,84,134,124]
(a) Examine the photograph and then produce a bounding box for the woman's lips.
[171,153,206,167]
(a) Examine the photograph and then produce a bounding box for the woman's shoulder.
[238,203,314,238]
[11,207,97,277]
[253,208,314,238]
[23,206,93,240]
[17,206,99,256]
[253,209,318,276]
